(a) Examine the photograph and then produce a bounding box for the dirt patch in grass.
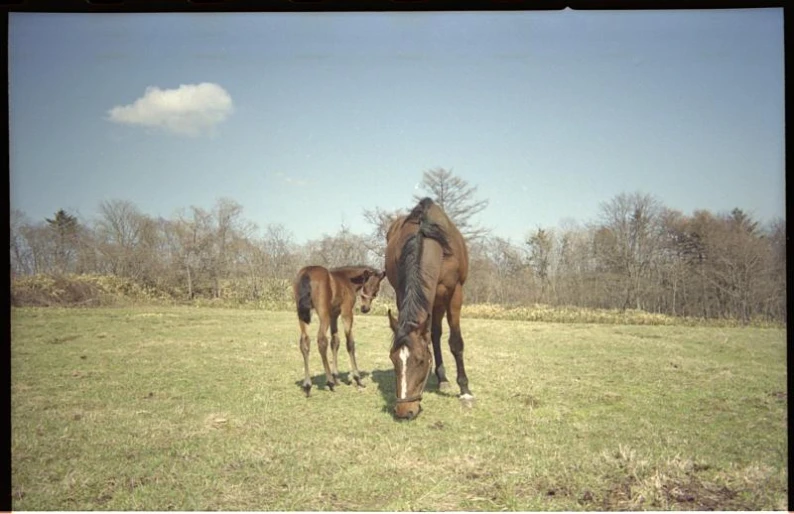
[48,334,81,344]
[511,393,542,408]
[589,448,775,511]
[598,469,748,511]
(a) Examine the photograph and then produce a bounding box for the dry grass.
[11,306,788,510]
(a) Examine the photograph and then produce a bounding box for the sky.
[8,9,785,245]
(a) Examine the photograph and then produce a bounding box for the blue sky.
[9,9,785,244]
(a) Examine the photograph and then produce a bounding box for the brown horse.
[384,197,473,419]
[294,265,386,396]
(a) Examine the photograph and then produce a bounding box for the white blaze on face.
[399,346,410,399]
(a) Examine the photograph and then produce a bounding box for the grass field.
[11,306,788,510]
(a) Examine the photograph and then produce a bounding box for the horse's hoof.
[459,393,476,408]
[302,385,311,397]
[326,382,335,392]
[438,381,452,392]
[332,374,341,385]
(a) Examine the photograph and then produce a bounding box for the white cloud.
[107,82,233,137]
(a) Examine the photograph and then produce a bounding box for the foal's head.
[351,269,386,313]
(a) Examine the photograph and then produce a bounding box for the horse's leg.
[299,320,312,397]
[330,314,342,386]
[316,310,335,392]
[447,283,473,400]
[431,300,450,391]
[341,311,364,388]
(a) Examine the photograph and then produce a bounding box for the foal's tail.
[296,272,312,324]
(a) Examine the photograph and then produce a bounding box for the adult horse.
[384,197,473,419]
[293,265,386,396]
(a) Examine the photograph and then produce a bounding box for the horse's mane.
[394,198,451,346]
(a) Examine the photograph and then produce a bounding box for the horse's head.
[387,309,433,420]
[352,269,386,314]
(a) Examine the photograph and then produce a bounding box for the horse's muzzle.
[360,305,370,313]
[394,401,422,420]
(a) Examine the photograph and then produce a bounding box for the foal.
[293,265,386,396]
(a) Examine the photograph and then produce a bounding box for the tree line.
[10,168,786,324]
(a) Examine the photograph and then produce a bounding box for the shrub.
[10,274,782,328]
[11,274,176,307]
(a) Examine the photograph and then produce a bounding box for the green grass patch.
[12,306,787,510]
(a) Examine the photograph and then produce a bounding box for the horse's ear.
[387,309,398,333]
[421,318,433,347]
[351,270,371,285]
[418,316,430,335]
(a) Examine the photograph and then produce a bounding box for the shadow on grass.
[370,368,459,416]
[369,369,396,414]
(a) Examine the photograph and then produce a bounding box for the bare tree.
[703,209,769,323]
[134,215,169,287]
[414,167,490,242]
[10,209,32,276]
[526,228,554,302]
[158,217,191,295]
[304,224,372,269]
[554,221,601,309]
[596,192,664,310]
[20,223,57,274]
[485,236,532,304]
[173,206,214,299]
[262,223,296,279]
[463,239,497,304]
[95,200,146,278]
[657,208,690,316]
[9,191,785,323]
[210,198,245,298]
[765,218,786,320]
[362,206,405,262]
[45,209,80,273]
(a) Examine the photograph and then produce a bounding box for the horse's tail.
[296,272,312,324]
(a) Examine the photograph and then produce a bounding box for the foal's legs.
[431,300,451,391]
[341,310,364,388]
[315,310,336,391]
[447,283,473,399]
[329,314,342,386]
[298,320,312,397]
